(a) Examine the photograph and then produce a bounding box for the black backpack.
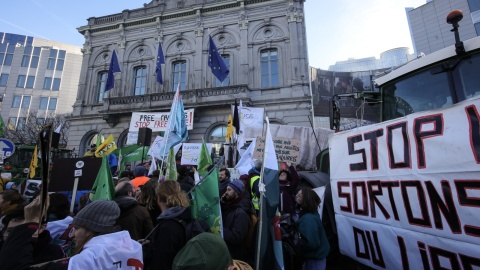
[175,218,211,240]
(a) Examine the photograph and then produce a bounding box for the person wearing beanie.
[132,165,149,189]
[5,182,16,190]
[0,197,144,269]
[220,179,251,261]
[172,232,234,270]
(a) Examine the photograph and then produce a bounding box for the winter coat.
[114,196,154,240]
[0,223,142,270]
[147,206,191,270]
[178,175,194,194]
[221,197,251,261]
[296,212,330,260]
[279,165,300,216]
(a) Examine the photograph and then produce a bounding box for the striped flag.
[256,116,284,270]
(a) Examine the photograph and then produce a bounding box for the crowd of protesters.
[0,159,329,270]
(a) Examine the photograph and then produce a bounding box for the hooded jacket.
[147,206,191,270]
[221,196,251,261]
[113,196,153,240]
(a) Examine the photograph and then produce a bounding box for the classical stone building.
[68,0,311,156]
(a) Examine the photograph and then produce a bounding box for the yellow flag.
[95,134,117,157]
[29,146,38,178]
[226,114,234,142]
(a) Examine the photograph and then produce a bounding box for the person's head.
[119,171,134,179]
[115,181,134,197]
[172,233,232,270]
[0,190,25,214]
[139,178,159,210]
[295,187,321,214]
[278,170,290,183]
[71,200,120,254]
[1,204,26,241]
[89,144,97,152]
[134,165,147,177]
[5,182,17,190]
[223,180,245,203]
[219,168,230,182]
[47,193,71,221]
[156,180,189,211]
[177,165,189,178]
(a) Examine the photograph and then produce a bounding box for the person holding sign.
[295,187,330,270]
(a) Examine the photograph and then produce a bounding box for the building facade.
[67,0,311,156]
[408,0,479,55]
[328,47,414,72]
[0,32,82,131]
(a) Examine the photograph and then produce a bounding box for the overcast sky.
[1,0,427,69]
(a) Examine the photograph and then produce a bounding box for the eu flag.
[208,35,229,83]
[156,42,165,84]
[105,51,121,92]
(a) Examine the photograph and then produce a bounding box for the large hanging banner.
[240,106,264,139]
[330,96,480,269]
[126,110,194,145]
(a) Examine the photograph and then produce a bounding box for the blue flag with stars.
[156,42,165,84]
[105,51,121,92]
[208,35,229,82]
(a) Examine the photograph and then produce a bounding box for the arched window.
[133,66,147,95]
[97,71,108,103]
[208,125,227,163]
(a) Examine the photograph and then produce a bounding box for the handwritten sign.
[181,143,213,165]
[253,137,300,163]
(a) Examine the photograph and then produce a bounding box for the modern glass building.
[0,32,82,131]
[408,0,479,55]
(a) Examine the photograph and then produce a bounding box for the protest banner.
[181,143,213,165]
[126,109,194,144]
[253,137,300,163]
[329,97,480,269]
[147,136,182,160]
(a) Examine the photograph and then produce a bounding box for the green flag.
[192,139,223,235]
[90,155,115,201]
[0,116,4,137]
[165,147,177,181]
[95,133,104,148]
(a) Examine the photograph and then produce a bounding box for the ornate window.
[133,66,147,95]
[261,49,279,87]
[97,72,108,103]
[172,61,187,91]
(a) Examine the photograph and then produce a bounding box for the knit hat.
[72,200,120,233]
[228,180,245,195]
[134,165,147,177]
[173,233,232,270]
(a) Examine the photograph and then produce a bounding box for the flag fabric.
[105,51,121,92]
[90,155,115,201]
[256,116,283,270]
[95,134,117,158]
[208,35,229,82]
[96,134,104,148]
[226,114,234,142]
[233,99,240,135]
[54,124,62,134]
[156,42,165,84]
[236,100,246,154]
[29,145,38,178]
[191,139,223,236]
[0,116,5,137]
[164,147,177,181]
[148,155,157,176]
[157,85,189,159]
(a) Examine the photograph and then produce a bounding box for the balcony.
[100,85,249,115]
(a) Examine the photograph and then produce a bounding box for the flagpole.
[255,115,269,270]
[159,85,180,175]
